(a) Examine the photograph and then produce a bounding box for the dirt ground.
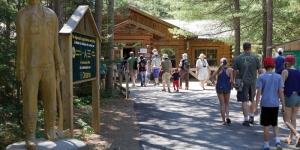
[74,98,140,150]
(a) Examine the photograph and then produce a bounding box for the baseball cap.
[174,68,178,71]
[277,48,284,53]
[220,58,228,65]
[263,56,275,67]
[285,55,295,63]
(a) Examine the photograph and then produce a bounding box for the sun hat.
[277,48,284,53]
[199,53,206,58]
[163,54,168,58]
[152,49,158,53]
[100,56,104,60]
[263,56,275,67]
[285,55,295,63]
[220,58,228,65]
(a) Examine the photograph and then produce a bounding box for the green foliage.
[73,96,92,108]
[75,118,94,134]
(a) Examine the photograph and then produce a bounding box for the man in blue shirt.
[274,48,285,74]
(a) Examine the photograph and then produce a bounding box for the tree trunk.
[105,0,114,92]
[266,0,273,57]
[55,0,64,47]
[262,0,267,60]
[95,0,103,33]
[233,0,240,57]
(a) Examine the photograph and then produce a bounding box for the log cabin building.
[104,5,232,75]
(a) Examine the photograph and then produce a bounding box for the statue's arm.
[16,11,26,82]
[53,15,65,80]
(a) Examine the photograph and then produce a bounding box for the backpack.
[133,57,137,70]
[139,60,146,71]
[183,59,190,70]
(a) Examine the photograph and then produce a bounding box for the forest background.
[1,0,300,149]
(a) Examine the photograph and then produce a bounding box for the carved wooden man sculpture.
[16,0,65,149]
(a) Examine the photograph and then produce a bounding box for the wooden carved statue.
[16,0,65,149]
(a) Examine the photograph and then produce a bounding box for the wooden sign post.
[59,5,101,137]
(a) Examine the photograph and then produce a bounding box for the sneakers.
[176,89,179,92]
[242,121,250,126]
[185,87,188,90]
[261,146,270,150]
[162,89,166,91]
[249,116,254,124]
[275,142,282,150]
[131,84,135,87]
[296,136,300,147]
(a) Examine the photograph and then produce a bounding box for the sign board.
[140,48,147,53]
[72,32,96,82]
[284,50,300,70]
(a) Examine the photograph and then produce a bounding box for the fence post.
[125,71,129,99]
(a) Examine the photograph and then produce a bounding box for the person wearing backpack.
[179,53,190,90]
[137,55,147,87]
[126,52,137,87]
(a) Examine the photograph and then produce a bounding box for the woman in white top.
[196,53,210,90]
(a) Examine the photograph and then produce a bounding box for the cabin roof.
[59,5,101,40]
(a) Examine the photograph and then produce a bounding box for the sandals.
[285,138,293,145]
[221,121,227,125]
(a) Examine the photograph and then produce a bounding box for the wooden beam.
[92,37,100,134]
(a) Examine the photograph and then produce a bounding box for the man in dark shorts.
[232,42,264,126]
[254,57,285,150]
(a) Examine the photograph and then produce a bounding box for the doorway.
[123,48,134,60]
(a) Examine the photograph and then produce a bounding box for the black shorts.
[101,74,106,79]
[216,88,231,94]
[260,107,279,126]
[237,83,255,102]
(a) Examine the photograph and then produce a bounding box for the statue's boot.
[23,113,38,150]
[44,111,58,141]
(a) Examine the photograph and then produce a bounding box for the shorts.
[285,93,300,107]
[260,107,279,126]
[216,88,231,94]
[101,74,106,79]
[237,83,255,102]
[173,80,179,88]
[129,70,136,77]
[153,68,160,78]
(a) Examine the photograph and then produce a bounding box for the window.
[161,48,176,68]
[195,49,217,66]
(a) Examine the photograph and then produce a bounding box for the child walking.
[254,57,285,150]
[209,58,233,125]
[172,68,180,92]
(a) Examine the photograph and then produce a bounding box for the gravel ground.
[74,98,140,150]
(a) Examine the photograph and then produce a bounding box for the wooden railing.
[113,69,130,99]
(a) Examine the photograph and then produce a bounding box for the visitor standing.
[281,55,300,147]
[196,53,210,90]
[127,52,137,87]
[274,48,285,75]
[254,57,285,150]
[137,55,147,87]
[100,56,106,89]
[232,42,264,126]
[172,68,180,92]
[209,58,233,125]
[146,59,151,85]
[179,53,190,90]
[161,54,172,92]
[152,52,161,87]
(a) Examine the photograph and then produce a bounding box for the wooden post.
[92,37,100,133]
[125,72,129,99]
[60,34,74,137]
[119,70,122,92]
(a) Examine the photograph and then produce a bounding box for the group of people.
[209,42,300,150]
[125,49,212,93]
[127,43,300,150]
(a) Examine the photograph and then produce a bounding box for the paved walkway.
[127,81,300,150]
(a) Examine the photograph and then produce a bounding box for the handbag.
[235,63,250,92]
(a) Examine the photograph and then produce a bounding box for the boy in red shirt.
[172,68,180,92]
